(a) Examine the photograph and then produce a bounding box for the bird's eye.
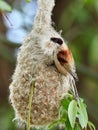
[50,37,63,45]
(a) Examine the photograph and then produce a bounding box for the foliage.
[0,103,17,130]
[48,94,96,130]
[0,0,12,12]
[25,0,32,2]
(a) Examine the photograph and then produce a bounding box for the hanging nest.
[9,38,71,126]
[9,0,76,128]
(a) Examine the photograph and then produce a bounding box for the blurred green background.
[0,0,98,130]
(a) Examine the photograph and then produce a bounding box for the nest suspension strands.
[9,0,78,129]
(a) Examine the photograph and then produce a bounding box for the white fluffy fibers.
[9,0,76,128]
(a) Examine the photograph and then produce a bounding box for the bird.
[9,0,77,128]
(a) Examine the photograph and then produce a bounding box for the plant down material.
[9,0,77,128]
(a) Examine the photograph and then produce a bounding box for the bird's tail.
[33,0,55,32]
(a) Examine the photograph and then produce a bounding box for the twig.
[1,11,13,27]
[27,82,35,130]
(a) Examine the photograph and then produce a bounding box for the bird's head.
[50,37,77,80]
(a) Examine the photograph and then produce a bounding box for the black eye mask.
[50,37,63,45]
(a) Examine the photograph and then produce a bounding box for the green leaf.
[75,123,81,130]
[48,119,66,129]
[88,121,96,130]
[65,119,74,130]
[26,0,31,2]
[48,120,60,129]
[77,100,88,129]
[0,1,12,12]
[61,98,70,110]
[68,100,78,128]
[59,106,67,122]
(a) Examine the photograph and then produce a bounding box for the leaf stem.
[27,82,35,130]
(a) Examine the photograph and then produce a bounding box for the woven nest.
[9,36,71,127]
[9,0,75,127]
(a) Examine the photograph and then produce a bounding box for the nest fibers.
[9,0,77,128]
